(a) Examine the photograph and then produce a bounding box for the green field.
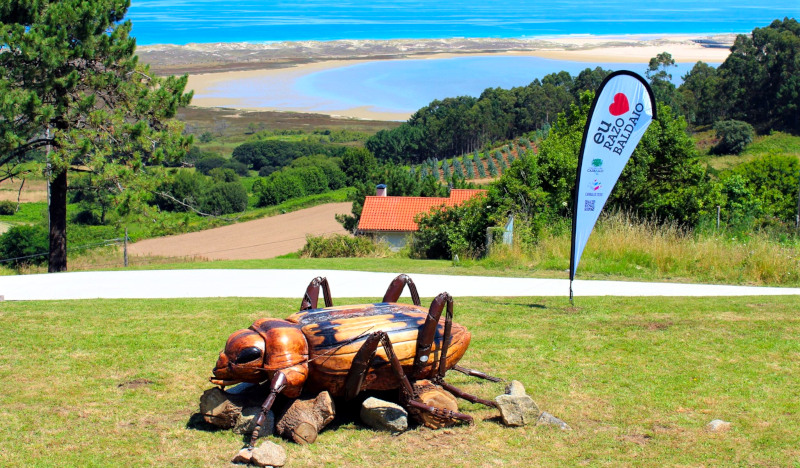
[1,295,798,466]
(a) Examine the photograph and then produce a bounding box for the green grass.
[702,131,800,172]
[0,296,798,466]
[0,201,48,224]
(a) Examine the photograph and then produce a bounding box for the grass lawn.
[1,295,798,466]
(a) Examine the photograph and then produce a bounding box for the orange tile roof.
[358,189,487,232]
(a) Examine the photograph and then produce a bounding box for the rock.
[276,391,335,444]
[231,448,253,465]
[706,419,731,432]
[495,394,539,427]
[250,441,288,467]
[199,387,242,428]
[360,397,408,432]
[505,380,527,397]
[234,406,275,437]
[536,411,572,431]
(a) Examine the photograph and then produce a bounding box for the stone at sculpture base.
[495,380,540,427]
[360,397,409,432]
[232,441,287,467]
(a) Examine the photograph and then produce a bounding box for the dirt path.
[128,202,351,260]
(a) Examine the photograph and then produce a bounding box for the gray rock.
[234,406,275,437]
[250,441,288,467]
[706,419,731,432]
[360,397,408,432]
[536,411,572,431]
[505,380,527,397]
[495,394,539,427]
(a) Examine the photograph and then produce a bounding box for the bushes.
[300,234,388,258]
[0,224,49,267]
[712,120,754,155]
[0,200,17,215]
[412,197,491,259]
[198,182,248,215]
[254,165,337,207]
[155,170,247,215]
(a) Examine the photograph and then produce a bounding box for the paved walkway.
[1,269,799,301]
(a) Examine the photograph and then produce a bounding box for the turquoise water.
[202,56,711,116]
[128,1,799,45]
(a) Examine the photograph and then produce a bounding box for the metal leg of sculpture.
[382,274,421,306]
[248,371,288,448]
[412,292,452,378]
[438,381,498,408]
[452,364,503,383]
[300,276,333,311]
[344,330,473,425]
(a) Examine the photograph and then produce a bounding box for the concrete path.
[1,269,799,301]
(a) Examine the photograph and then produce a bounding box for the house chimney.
[376,184,387,196]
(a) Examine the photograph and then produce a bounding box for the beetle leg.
[382,274,421,306]
[357,331,474,425]
[412,292,453,379]
[248,371,288,449]
[344,331,416,400]
[343,332,383,400]
[300,276,333,311]
[437,380,498,408]
[452,364,503,383]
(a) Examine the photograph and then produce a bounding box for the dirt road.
[128,202,351,260]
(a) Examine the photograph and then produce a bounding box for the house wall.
[363,231,411,251]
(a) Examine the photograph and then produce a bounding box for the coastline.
[145,34,736,121]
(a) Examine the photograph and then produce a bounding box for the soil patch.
[128,202,351,260]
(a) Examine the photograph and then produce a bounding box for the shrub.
[256,172,306,206]
[412,197,491,259]
[0,224,49,267]
[300,234,388,258]
[712,119,754,155]
[154,170,205,212]
[198,181,248,215]
[0,200,17,215]
[195,155,227,175]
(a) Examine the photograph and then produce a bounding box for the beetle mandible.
[211,274,502,447]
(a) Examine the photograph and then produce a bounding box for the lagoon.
[194,56,713,119]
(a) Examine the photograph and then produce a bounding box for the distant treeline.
[366,67,610,163]
[368,18,800,164]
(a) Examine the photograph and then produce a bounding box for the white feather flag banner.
[569,71,656,300]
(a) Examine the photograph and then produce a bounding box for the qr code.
[584,200,595,211]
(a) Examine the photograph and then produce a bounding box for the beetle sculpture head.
[211,318,309,387]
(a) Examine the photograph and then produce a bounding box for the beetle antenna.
[306,326,375,365]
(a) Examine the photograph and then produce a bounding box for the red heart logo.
[609,93,629,116]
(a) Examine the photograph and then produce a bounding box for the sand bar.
[168,35,735,121]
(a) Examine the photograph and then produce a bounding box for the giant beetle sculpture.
[211,274,501,447]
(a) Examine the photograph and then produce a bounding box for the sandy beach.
[150,35,735,121]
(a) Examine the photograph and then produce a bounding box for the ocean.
[128,0,798,46]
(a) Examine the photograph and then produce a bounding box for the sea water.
[128,0,798,46]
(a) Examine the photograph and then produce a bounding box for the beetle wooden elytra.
[211,274,502,447]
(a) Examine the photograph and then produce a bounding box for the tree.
[678,61,720,126]
[716,18,800,133]
[646,52,681,109]
[711,120,754,155]
[0,1,192,271]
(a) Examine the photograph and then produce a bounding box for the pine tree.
[465,159,475,179]
[475,152,487,177]
[0,1,192,272]
[487,157,498,177]
[441,159,452,180]
[453,158,464,179]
